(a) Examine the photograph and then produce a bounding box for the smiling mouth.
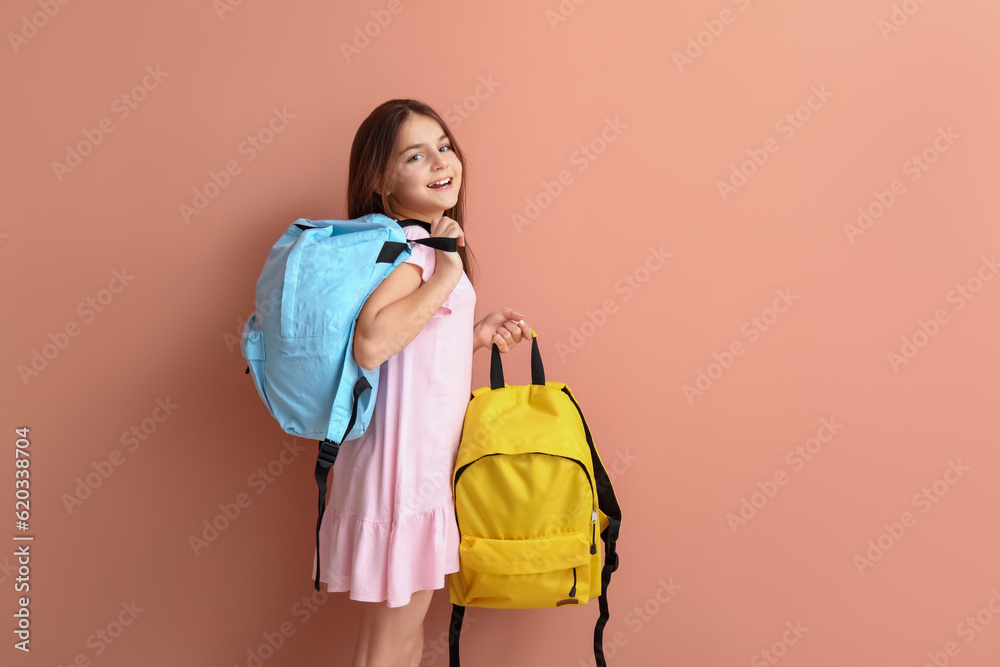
[428,177,453,189]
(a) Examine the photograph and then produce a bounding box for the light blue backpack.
[240,213,456,589]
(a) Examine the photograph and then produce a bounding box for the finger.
[509,319,530,340]
[448,222,464,245]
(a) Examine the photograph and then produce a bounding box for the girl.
[314,99,532,667]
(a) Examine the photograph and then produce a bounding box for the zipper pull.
[590,507,598,555]
[569,567,577,598]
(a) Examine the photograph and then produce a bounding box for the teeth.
[430,178,450,187]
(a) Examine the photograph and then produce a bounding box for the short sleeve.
[401,224,453,317]
[402,225,436,284]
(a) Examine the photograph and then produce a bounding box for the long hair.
[347,99,477,287]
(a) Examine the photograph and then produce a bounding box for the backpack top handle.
[489,329,543,390]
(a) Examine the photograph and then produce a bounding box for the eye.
[407,145,451,163]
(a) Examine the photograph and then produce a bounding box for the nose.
[430,149,449,169]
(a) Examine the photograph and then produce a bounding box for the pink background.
[3,1,999,665]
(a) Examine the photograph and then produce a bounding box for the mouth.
[427,177,454,190]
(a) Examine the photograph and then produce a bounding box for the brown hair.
[347,99,477,287]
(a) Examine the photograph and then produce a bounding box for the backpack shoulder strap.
[448,603,465,666]
[396,218,459,252]
[592,450,621,667]
[562,386,622,667]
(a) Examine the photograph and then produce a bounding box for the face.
[381,114,462,222]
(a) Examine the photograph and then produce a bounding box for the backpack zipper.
[569,566,577,598]
[591,506,598,555]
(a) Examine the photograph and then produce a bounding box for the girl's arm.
[354,258,462,370]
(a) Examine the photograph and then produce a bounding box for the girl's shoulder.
[402,223,431,241]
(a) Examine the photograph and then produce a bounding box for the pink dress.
[314,223,476,608]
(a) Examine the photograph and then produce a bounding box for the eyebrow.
[398,134,449,156]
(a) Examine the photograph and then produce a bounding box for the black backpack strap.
[448,604,465,666]
[375,236,457,264]
[594,516,621,666]
[313,441,338,591]
[588,426,622,667]
[559,387,622,667]
[298,218,457,266]
[591,449,621,667]
[313,377,371,591]
[397,218,459,252]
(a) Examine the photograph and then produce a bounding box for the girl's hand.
[429,216,465,279]
[474,309,531,353]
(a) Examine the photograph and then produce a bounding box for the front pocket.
[455,532,593,608]
[241,315,274,414]
[450,450,599,608]
[460,532,591,575]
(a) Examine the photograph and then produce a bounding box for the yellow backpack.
[447,330,622,667]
